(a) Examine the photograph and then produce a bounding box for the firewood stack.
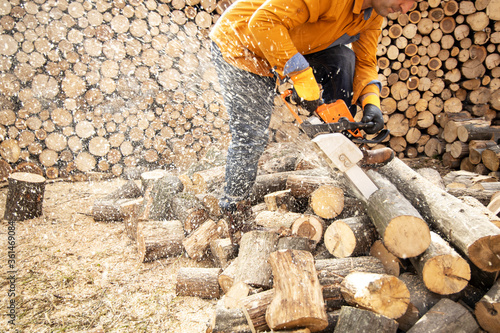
[93,143,500,332]
[0,0,498,182]
[0,0,233,180]
[376,0,500,172]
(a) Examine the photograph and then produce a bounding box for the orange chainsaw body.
[315,100,363,139]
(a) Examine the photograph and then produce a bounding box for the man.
[210,0,416,244]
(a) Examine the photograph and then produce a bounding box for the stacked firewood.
[92,142,500,333]
[0,0,499,181]
[0,0,233,180]
[376,0,500,170]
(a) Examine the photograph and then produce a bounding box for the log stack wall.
[0,0,498,180]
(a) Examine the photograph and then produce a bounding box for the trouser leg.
[305,45,356,110]
[211,42,276,207]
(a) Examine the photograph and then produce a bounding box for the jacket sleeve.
[247,0,321,76]
[351,15,383,104]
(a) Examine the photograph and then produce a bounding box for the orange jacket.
[210,0,383,104]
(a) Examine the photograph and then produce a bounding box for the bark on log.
[340,272,410,319]
[369,240,401,276]
[182,219,221,260]
[323,215,377,258]
[378,158,500,272]
[266,250,328,332]
[4,172,46,221]
[176,267,222,299]
[233,230,278,288]
[121,198,144,241]
[365,170,431,259]
[333,306,398,333]
[407,298,479,333]
[239,289,275,332]
[210,238,238,269]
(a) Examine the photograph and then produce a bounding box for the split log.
[266,250,328,332]
[410,231,470,295]
[254,210,304,230]
[121,198,144,241]
[0,159,12,181]
[309,184,344,219]
[264,189,297,212]
[407,298,479,333]
[182,219,221,260]
[323,215,377,258]
[333,306,398,333]
[191,165,225,193]
[233,230,279,289]
[223,281,251,309]
[218,258,238,294]
[475,279,500,333]
[239,289,275,332]
[365,170,431,258]
[378,158,500,272]
[176,267,222,299]
[136,220,185,262]
[210,238,238,269]
[340,272,410,319]
[4,172,46,221]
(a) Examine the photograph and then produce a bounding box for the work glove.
[289,67,322,115]
[362,104,384,134]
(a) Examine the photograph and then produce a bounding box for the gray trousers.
[211,42,355,207]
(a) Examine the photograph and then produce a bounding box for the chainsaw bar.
[300,117,390,144]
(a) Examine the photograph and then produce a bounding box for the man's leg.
[304,45,356,109]
[211,42,275,212]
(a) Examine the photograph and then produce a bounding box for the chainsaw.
[279,89,389,144]
[277,86,389,199]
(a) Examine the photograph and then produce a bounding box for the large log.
[266,250,328,332]
[378,158,500,272]
[365,170,431,259]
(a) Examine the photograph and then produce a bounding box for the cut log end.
[422,255,471,295]
[324,221,355,258]
[384,215,430,258]
[468,234,500,272]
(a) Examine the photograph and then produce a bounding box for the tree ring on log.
[384,215,430,258]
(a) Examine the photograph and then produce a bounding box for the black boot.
[220,199,254,246]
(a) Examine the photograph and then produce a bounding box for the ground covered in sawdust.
[0,178,216,333]
[0,156,449,332]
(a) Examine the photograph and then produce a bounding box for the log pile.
[0,0,232,180]
[376,0,500,172]
[91,147,500,332]
[0,0,498,182]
